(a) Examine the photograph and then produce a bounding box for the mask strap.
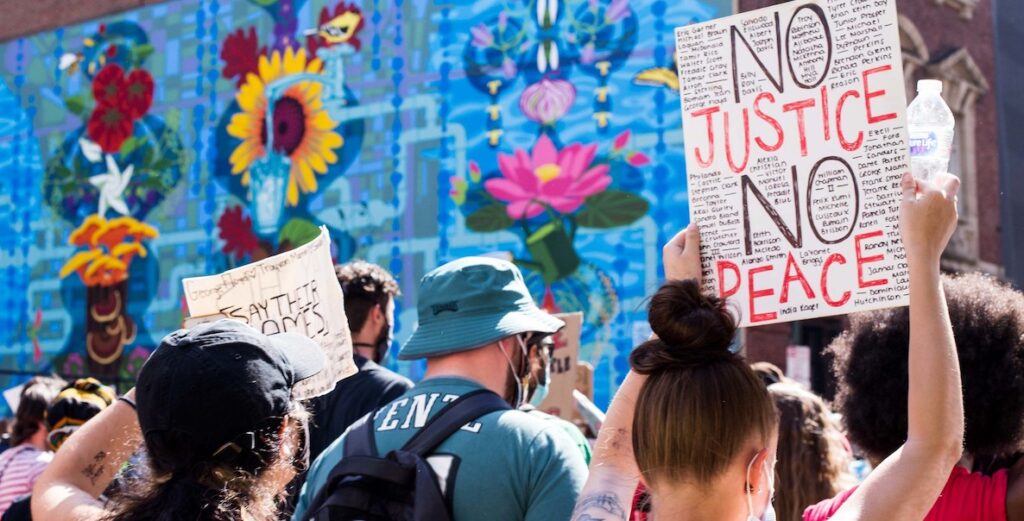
[745,449,761,520]
[499,337,525,407]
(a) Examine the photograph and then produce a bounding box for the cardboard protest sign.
[676,0,911,327]
[182,227,356,399]
[3,384,24,413]
[536,312,583,422]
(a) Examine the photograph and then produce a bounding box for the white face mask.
[499,335,530,407]
[745,450,776,521]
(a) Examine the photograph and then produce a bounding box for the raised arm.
[32,389,142,521]
[834,172,963,521]
[571,225,702,521]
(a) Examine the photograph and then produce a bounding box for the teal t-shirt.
[293,377,589,521]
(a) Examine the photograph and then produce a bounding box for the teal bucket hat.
[398,257,564,360]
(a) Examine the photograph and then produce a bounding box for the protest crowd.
[2,171,1020,521]
[1,2,1022,521]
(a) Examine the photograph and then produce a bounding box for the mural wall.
[0,0,732,411]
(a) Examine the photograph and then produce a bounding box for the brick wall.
[0,0,167,43]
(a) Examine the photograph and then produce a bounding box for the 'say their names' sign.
[182,227,356,399]
[675,0,911,327]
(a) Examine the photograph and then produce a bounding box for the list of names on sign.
[675,0,911,327]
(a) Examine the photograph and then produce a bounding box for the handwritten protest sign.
[536,312,583,422]
[182,227,355,398]
[676,0,911,327]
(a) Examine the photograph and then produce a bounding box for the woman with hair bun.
[572,172,965,521]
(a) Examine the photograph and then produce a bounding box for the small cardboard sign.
[675,0,911,327]
[3,384,24,413]
[182,227,355,399]
[536,312,583,422]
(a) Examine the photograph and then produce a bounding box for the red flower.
[92,63,127,109]
[123,69,154,119]
[218,206,260,259]
[87,105,133,153]
[221,27,266,87]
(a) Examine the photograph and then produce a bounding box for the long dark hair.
[630,280,777,488]
[10,376,65,447]
[106,401,307,521]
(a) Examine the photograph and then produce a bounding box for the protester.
[31,319,323,521]
[307,261,412,462]
[521,333,593,464]
[804,270,1024,520]
[293,256,589,520]
[768,383,856,521]
[2,377,115,521]
[0,376,64,516]
[572,171,964,521]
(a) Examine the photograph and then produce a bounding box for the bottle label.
[908,131,939,157]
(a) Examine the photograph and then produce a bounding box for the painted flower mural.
[519,79,576,126]
[58,214,157,367]
[458,131,649,286]
[485,134,610,219]
[227,47,343,207]
[42,21,183,380]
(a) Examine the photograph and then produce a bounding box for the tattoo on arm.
[80,451,108,486]
[571,493,628,521]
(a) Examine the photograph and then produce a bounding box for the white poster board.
[3,384,24,413]
[536,312,583,422]
[675,0,910,327]
[182,227,356,399]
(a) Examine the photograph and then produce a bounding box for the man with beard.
[293,257,588,521]
[306,261,413,462]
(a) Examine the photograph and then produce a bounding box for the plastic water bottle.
[906,80,955,182]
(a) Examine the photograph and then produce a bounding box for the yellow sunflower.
[227,46,343,206]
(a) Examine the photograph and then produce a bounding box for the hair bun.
[630,280,738,374]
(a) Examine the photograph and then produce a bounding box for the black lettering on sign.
[785,3,833,89]
[731,12,784,103]
[806,156,860,244]
[742,167,802,256]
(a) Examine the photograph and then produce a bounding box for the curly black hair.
[335,261,400,332]
[830,273,1024,461]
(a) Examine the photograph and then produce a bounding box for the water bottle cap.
[917,79,943,94]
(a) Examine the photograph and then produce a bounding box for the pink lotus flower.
[485,134,611,219]
[520,79,576,125]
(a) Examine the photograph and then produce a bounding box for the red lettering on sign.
[821,253,852,307]
[754,92,784,152]
[863,65,897,124]
[780,252,815,303]
[748,265,778,323]
[691,106,720,167]
[855,230,889,288]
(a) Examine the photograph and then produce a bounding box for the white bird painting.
[89,155,134,217]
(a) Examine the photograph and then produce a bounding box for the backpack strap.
[400,389,510,456]
[342,411,378,458]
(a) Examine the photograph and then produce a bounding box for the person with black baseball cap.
[31,319,325,521]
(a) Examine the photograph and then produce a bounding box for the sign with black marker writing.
[182,227,356,398]
[675,0,910,327]
[536,312,582,422]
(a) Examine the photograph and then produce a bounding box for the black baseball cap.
[136,319,324,460]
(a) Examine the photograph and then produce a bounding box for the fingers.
[664,224,692,255]
[900,171,918,203]
[685,224,701,254]
[934,172,961,200]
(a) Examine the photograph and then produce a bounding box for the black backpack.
[302,389,510,521]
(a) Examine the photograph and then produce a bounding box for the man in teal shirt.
[293,257,589,520]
